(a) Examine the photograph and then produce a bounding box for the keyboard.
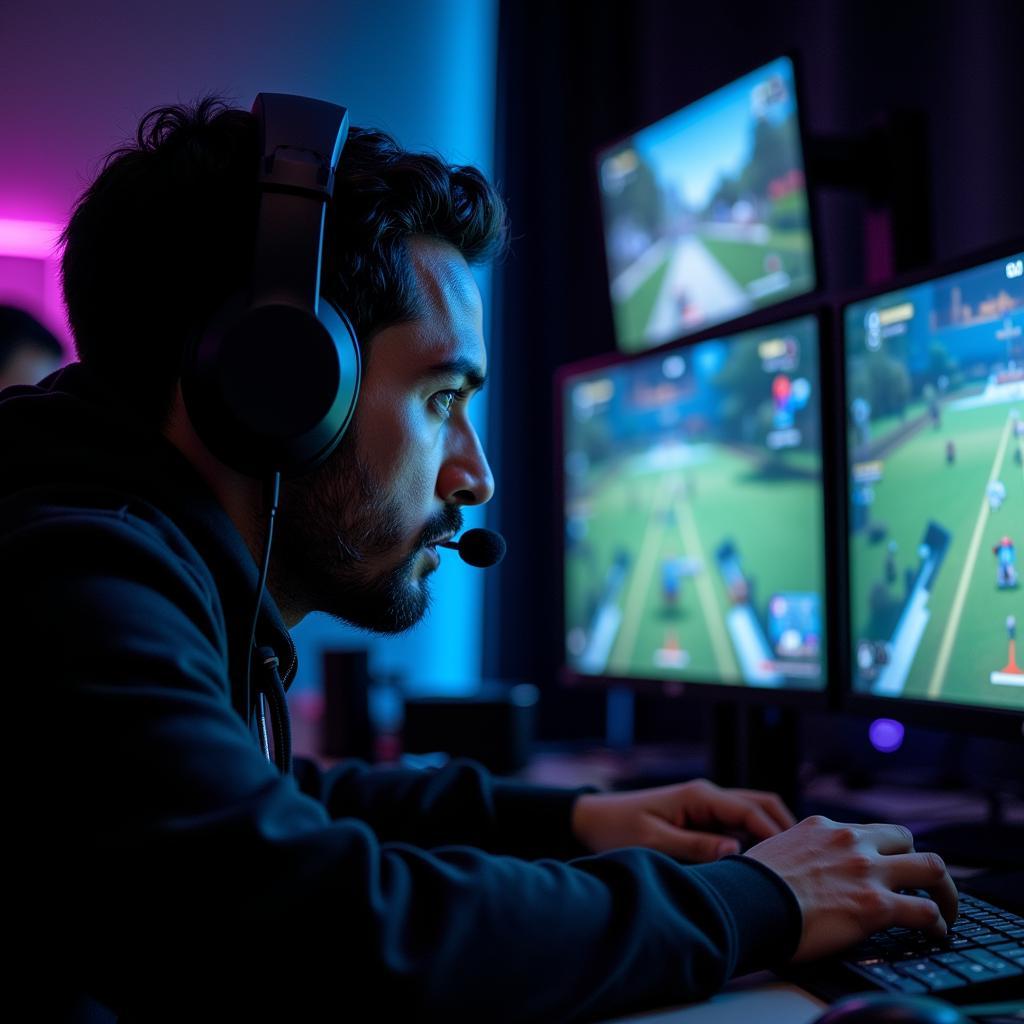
[789,893,1024,1006]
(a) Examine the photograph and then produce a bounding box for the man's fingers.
[734,790,797,830]
[861,822,916,855]
[696,792,784,841]
[734,800,786,841]
[883,853,959,927]
[889,893,948,937]
[741,806,786,839]
[647,818,740,862]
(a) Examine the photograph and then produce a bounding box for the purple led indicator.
[868,717,905,754]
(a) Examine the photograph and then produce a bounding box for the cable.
[257,647,292,773]
[245,471,281,758]
[255,692,270,760]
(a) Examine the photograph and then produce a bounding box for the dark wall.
[486,0,1024,736]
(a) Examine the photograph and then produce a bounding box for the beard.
[270,421,463,634]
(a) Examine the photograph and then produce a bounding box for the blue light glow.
[868,717,905,754]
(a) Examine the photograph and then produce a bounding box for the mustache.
[419,506,464,548]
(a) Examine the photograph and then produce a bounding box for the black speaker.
[402,681,539,776]
[321,649,375,761]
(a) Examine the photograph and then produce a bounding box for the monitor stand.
[604,688,707,790]
[605,691,803,814]
[712,702,803,812]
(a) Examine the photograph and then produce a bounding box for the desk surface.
[605,973,826,1023]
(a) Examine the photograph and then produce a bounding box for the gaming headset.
[181,92,361,480]
[179,92,362,766]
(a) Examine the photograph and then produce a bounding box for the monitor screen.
[845,250,1024,713]
[562,313,826,691]
[596,56,816,354]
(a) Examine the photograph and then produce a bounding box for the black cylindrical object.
[402,681,539,775]
[321,649,375,761]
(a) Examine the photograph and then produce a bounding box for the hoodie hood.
[0,361,298,698]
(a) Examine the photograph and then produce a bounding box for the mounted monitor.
[560,312,828,695]
[596,56,817,354]
[843,247,1024,723]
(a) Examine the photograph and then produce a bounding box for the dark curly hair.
[60,95,508,426]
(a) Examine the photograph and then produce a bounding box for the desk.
[605,972,826,1023]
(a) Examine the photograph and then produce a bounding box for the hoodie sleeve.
[7,507,802,1023]
[291,754,597,860]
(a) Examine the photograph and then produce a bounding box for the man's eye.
[430,389,466,418]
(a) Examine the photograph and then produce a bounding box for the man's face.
[271,237,494,633]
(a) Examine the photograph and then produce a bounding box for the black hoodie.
[2,362,801,1022]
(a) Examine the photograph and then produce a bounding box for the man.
[0,305,64,389]
[2,97,956,1022]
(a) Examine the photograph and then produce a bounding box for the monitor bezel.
[834,236,1024,741]
[592,51,824,357]
[554,302,838,711]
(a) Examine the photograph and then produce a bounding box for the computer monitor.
[842,245,1024,735]
[596,55,817,355]
[559,311,829,699]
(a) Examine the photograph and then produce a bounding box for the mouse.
[811,993,970,1024]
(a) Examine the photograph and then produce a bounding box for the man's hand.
[571,778,796,861]
[745,815,958,962]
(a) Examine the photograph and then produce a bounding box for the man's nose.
[438,422,494,506]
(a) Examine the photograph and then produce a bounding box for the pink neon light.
[0,218,63,259]
[0,217,72,354]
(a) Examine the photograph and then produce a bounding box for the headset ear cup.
[182,295,360,479]
[312,296,361,466]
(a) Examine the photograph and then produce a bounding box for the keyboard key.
[892,960,965,992]
[917,970,964,992]
[891,977,928,994]
[894,959,937,976]
[862,963,903,984]
[945,958,1004,983]
[961,948,1023,976]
